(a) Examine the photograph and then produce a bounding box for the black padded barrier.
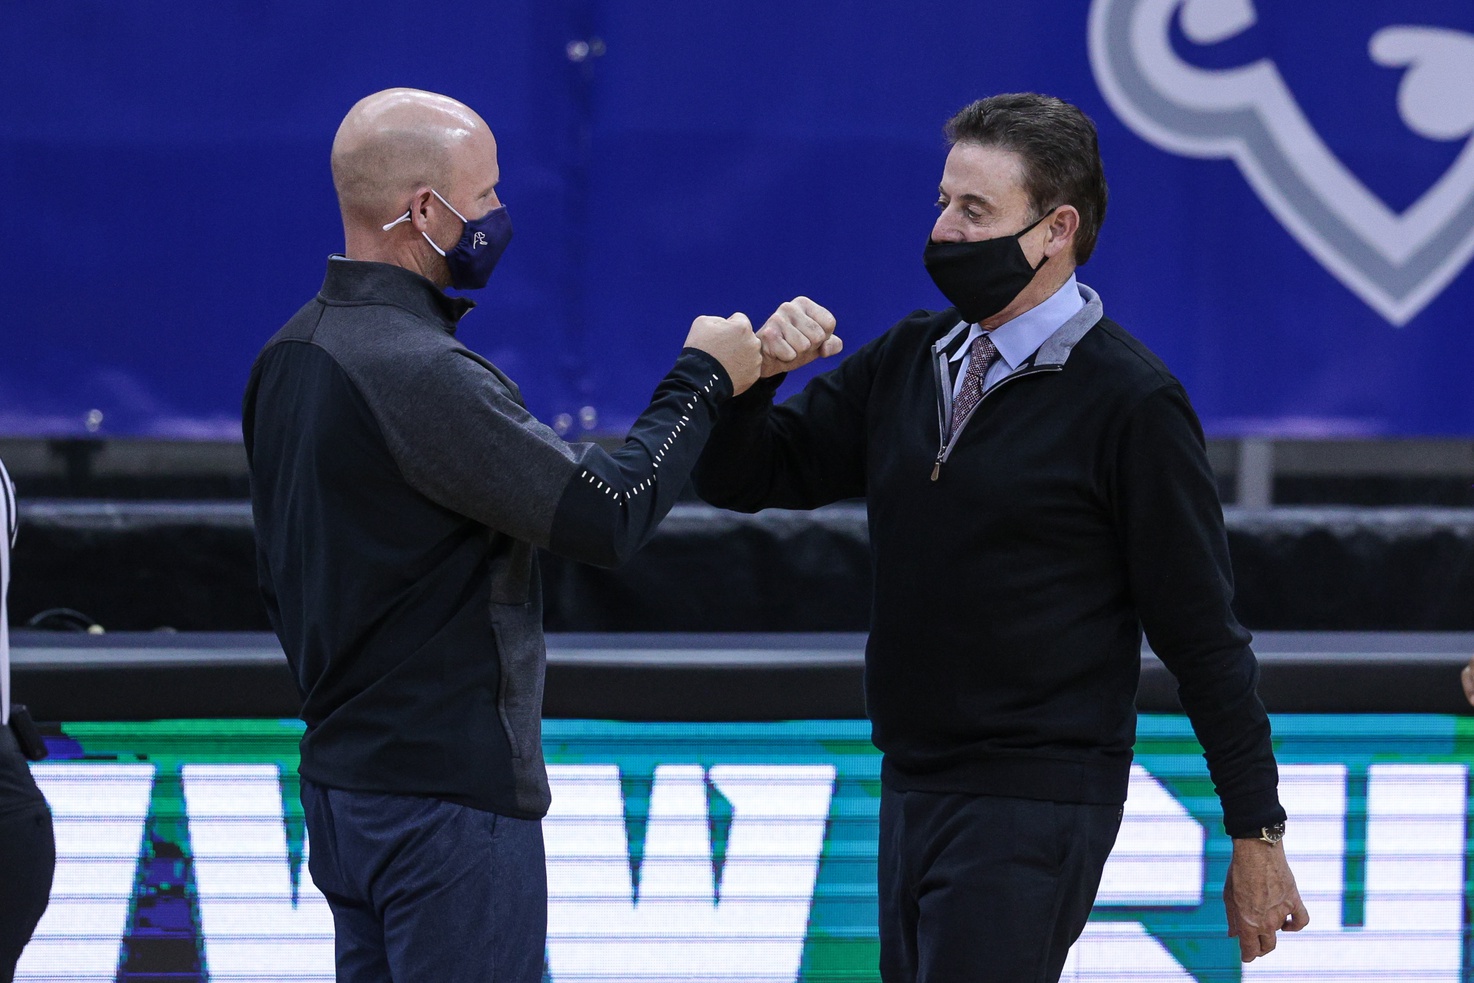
[13,501,261,633]
[1224,508,1474,630]
[10,501,1474,633]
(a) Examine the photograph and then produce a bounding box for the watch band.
[1233,821,1286,844]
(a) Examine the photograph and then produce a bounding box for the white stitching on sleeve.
[576,382,713,505]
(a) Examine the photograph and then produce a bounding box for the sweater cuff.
[721,372,784,413]
[750,373,785,397]
[1221,788,1288,838]
[676,348,734,406]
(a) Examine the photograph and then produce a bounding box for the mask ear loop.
[1014,204,1060,240]
[1018,205,1062,271]
[381,190,468,258]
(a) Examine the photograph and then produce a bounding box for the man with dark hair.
[942,92,1110,264]
[695,92,1307,982]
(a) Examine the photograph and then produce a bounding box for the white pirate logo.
[472,231,488,250]
[1089,0,1474,325]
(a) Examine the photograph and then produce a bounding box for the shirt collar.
[321,255,475,334]
[948,274,1085,370]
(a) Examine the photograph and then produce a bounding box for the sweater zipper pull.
[930,454,942,482]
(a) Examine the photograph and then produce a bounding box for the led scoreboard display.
[15,716,1474,982]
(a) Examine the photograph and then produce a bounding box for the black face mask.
[923,208,1055,323]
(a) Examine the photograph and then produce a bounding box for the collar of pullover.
[931,282,1104,371]
[320,256,476,334]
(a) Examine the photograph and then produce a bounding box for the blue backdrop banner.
[3,0,1471,438]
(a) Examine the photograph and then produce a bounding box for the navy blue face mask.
[384,189,514,291]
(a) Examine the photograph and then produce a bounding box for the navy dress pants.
[878,785,1122,983]
[301,779,546,983]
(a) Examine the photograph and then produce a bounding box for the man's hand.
[685,312,762,395]
[757,296,843,378]
[1224,837,1309,962]
[1461,656,1474,705]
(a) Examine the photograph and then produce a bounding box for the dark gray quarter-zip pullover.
[244,259,731,818]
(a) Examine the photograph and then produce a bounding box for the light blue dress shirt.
[949,274,1086,400]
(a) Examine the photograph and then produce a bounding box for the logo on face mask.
[1088,0,1474,326]
[382,190,514,291]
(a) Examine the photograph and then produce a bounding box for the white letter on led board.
[1059,763,1199,981]
[1060,922,1196,983]
[1242,762,1467,982]
[17,763,155,982]
[544,763,836,982]
[182,764,334,981]
[1094,763,1204,906]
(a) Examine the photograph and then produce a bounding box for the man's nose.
[931,211,964,243]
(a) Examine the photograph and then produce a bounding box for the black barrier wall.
[11,502,1474,633]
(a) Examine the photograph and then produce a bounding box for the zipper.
[931,348,951,481]
[929,365,1061,482]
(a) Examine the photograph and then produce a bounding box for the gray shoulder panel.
[307,306,581,547]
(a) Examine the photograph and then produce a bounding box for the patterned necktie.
[947,333,1001,442]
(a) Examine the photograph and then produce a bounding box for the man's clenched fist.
[685,312,762,395]
[757,296,842,377]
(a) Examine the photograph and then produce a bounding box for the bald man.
[242,88,837,982]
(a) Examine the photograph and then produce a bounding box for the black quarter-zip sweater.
[694,287,1285,837]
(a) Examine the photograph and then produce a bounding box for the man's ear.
[408,188,436,233]
[1044,205,1080,260]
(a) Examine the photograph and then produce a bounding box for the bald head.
[331,88,502,282]
[331,88,492,227]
